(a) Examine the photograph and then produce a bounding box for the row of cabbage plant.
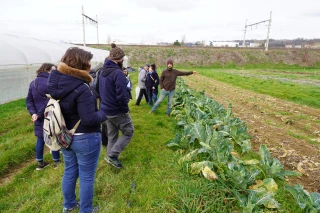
[166,79,320,213]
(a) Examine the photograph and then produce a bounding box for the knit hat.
[167,59,173,65]
[108,43,125,60]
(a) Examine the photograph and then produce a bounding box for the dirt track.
[184,75,320,192]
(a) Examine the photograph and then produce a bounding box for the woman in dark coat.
[48,47,107,213]
[146,64,159,106]
[123,67,132,100]
[26,63,61,170]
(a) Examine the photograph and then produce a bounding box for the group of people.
[26,43,196,213]
[135,63,160,106]
[136,59,197,116]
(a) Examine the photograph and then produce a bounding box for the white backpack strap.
[69,120,81,134]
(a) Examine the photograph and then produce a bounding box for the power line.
[82,5,99,46]
[243,11,272,51]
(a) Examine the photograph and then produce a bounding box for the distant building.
[249,43,261,47]
[305,43,320,48]
[210,41,239,47]
[285,44,305,48]
[185,42,197,46]
[157,42,170,46]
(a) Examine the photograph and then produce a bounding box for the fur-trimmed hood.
[47,63,93,100]
[58,62,93,83]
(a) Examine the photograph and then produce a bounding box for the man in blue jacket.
[99,43,134,168]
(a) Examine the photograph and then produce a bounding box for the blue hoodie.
[99,60,129,116]
[47,63,106,133]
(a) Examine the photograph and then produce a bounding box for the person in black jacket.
[123,67,132,100]
[48,47,107,213]
[146,64,159,106]
[26,63,61,170]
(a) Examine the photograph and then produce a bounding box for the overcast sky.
[0,0,319,44]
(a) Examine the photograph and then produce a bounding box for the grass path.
[0,83,188,212]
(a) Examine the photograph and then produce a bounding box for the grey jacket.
[138,68,147,89]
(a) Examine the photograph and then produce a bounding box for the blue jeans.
[151,90,175,114]
[62,133,101,213]
[106,113,134,158]
[147,89,158,106]
[36,136,60,161]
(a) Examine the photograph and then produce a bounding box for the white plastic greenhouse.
[0,34,128,104]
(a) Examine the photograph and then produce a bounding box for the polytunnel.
[0,34,128,104]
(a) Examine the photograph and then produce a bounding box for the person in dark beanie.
[99,43,134,169]
[135,63,149,106]
[150,59,197,116]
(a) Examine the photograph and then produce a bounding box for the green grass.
[0,99,31,134]
[0,99,36,177]
[0,87,182,212]
[0,72,306,212]
[178,67,320,109]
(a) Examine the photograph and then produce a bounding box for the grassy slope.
[92,45,320,69]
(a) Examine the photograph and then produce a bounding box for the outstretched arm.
[176,70,197,76]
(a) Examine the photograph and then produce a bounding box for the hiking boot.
[105,156,123,169]
[54,160,62,169]
[62,202,80,213]
[36,162,49,170]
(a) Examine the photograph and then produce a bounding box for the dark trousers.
[106,113,134,158]
[135,88,149,106]
[101,123,108,147]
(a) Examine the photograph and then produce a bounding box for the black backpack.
[89,64,103,98]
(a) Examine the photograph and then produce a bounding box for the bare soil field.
[184,74,320,192]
